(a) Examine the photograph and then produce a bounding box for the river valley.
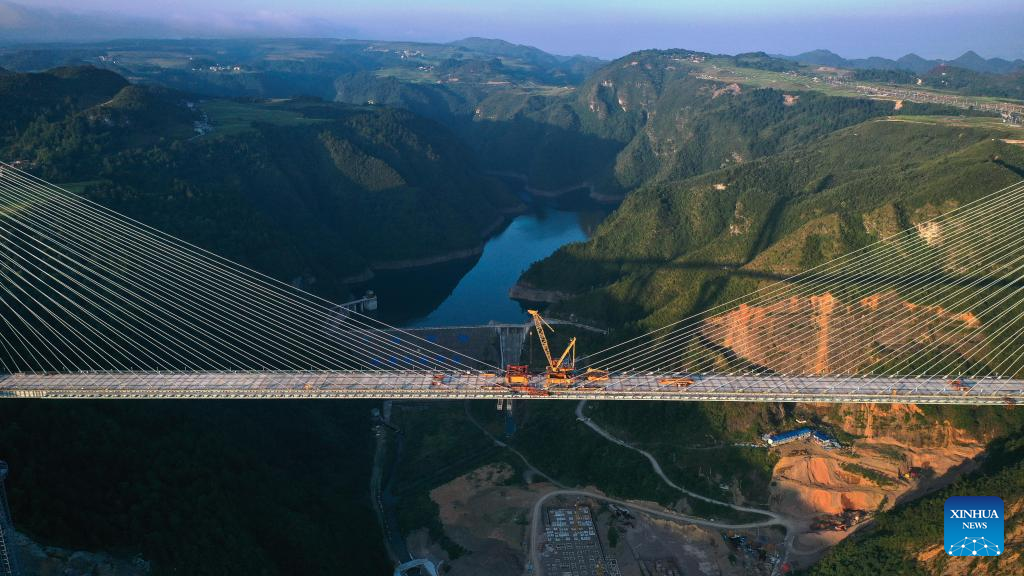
[358,184,611,327]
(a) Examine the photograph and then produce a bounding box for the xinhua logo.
[944,496,1004,556]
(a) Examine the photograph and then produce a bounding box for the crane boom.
[528,309,556,369]
[528,309,578,387]
[555,338,576,370]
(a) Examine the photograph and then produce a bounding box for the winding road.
[463,399,803,575]
[572,400,799,575]
[574,400,788,524]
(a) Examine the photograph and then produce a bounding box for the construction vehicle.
[571,368,610,391]
[659,377,695,387]
[503,310,602,392]
[528,309,578,387]
[501,364,551,396]
[505,364,529,385]
[949,378,974,392]
[512,384,552,397]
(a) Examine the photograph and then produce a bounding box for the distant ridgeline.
[784,47,1020,72]
[0,50,1015,326]
[0,41,1013,202]
[0,38,1022,576]
[460,49,998,199]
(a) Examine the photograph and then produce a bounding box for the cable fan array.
[1,156,1024,397]
[585,180,1024,381]
[0,162,497,375]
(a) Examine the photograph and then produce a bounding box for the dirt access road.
[519,401,800,576]
[575,400,790,525]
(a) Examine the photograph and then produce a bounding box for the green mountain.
[333,71,474,122]
[467,50,972,197]
[448,37,605,79]
[2,66,521,298]
[0,65,527,576]
[495,106,1024,576]
[1,44,1023,576]
[784,48,1024,75]
[0,37,606,101]
[521,117,1024,329]
[0,65,129,129]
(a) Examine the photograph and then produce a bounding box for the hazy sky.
[11,0,1024,60]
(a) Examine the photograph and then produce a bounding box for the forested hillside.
[495,105,1024,575]
[522,117,1024,330]
[1,40,1023,576]
[0,69,527,575]
[0,66,521,298]
[0,400,391,576]
[465,50,979,197]
[0,37,604,101]
[853,65,1024,100]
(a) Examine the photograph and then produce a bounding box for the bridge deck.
[0,371,1021,404]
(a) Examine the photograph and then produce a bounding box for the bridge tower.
[0,461,19,576]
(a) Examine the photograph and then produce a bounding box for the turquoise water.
[363,200,608,327]
[409,208,588,326]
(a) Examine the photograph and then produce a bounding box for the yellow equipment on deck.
[659,377,695,387]
[528,309,577,386]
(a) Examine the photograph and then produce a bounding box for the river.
[360,186,611,327]
[367,187,611,569]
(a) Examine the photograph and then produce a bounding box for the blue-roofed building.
[763,428,839,448]
[763,427,812,446]
[812,430,840,448]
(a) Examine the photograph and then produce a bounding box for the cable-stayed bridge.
[0,162,1023,405]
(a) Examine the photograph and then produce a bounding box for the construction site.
[500,310,610,397]
[539,503,621,576]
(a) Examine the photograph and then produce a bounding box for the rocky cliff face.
[701,291,984,375]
